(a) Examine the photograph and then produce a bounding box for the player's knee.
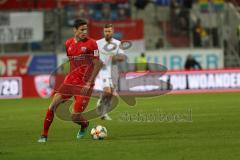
[103,87,112,93]
[102,93,112,102]
[49,94,66,110]
[103,88,113,97]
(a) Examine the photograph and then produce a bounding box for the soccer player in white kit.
[96,24,127,120]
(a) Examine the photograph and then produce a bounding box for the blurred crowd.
[170,0,194,35]
[64,2,131,26]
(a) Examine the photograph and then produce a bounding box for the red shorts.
[55,73,94,113]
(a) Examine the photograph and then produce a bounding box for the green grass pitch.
[0,92,240,160]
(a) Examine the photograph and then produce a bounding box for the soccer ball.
[90,125,107,140]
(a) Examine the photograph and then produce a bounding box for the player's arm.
[87,58,103,84]
[112,54,127,63]
[81,57,102,96]
[87,41,103,84]
[82,52,103,95]
[112,45,127,63]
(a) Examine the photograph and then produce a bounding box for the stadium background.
[1,0,240,160]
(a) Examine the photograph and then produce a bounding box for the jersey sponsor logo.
[103,42,117,53]
[101,40,132,55]
[69,55,86,61]
[34,75,52,98]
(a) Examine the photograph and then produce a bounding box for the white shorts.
[98,68,114,89]
[94,67,119,91]
[102,77,114,89]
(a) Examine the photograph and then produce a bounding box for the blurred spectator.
[136,53,148,71]
[134,0,149,10]
[155,37,164,49]
[211,28,219,47]
[178,10,189,34]
[77,5,88,20]
[101,4,112,20]
[170,0,180,34]
[117,4,129,21]
[97,4,117,21]
[64,4,88,26]
[87,3,130,21]
[178,2,191,34]
[182,0,193,9]
[201,29,209,47]
[184,54,202,70]
[192,19,209,47]
[237,24,240,54]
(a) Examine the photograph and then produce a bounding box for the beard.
[105,36,112,42]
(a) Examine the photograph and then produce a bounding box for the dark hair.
[104,23,113,28]
[73,19,87,29]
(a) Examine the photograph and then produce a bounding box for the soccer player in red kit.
[38,19,103,143]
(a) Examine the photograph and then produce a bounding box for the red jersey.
[65,37,99,83]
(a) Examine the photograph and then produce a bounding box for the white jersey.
[96,38,124,79]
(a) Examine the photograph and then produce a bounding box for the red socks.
[42,109,54,137]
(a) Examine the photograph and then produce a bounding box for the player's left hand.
[112,54,127,63]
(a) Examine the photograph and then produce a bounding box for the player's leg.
[96,78,114,120]
[72,88,93,139]
[100,87,113,120]
[38,93,67,143]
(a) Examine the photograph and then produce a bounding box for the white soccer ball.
[90,125,107,140]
